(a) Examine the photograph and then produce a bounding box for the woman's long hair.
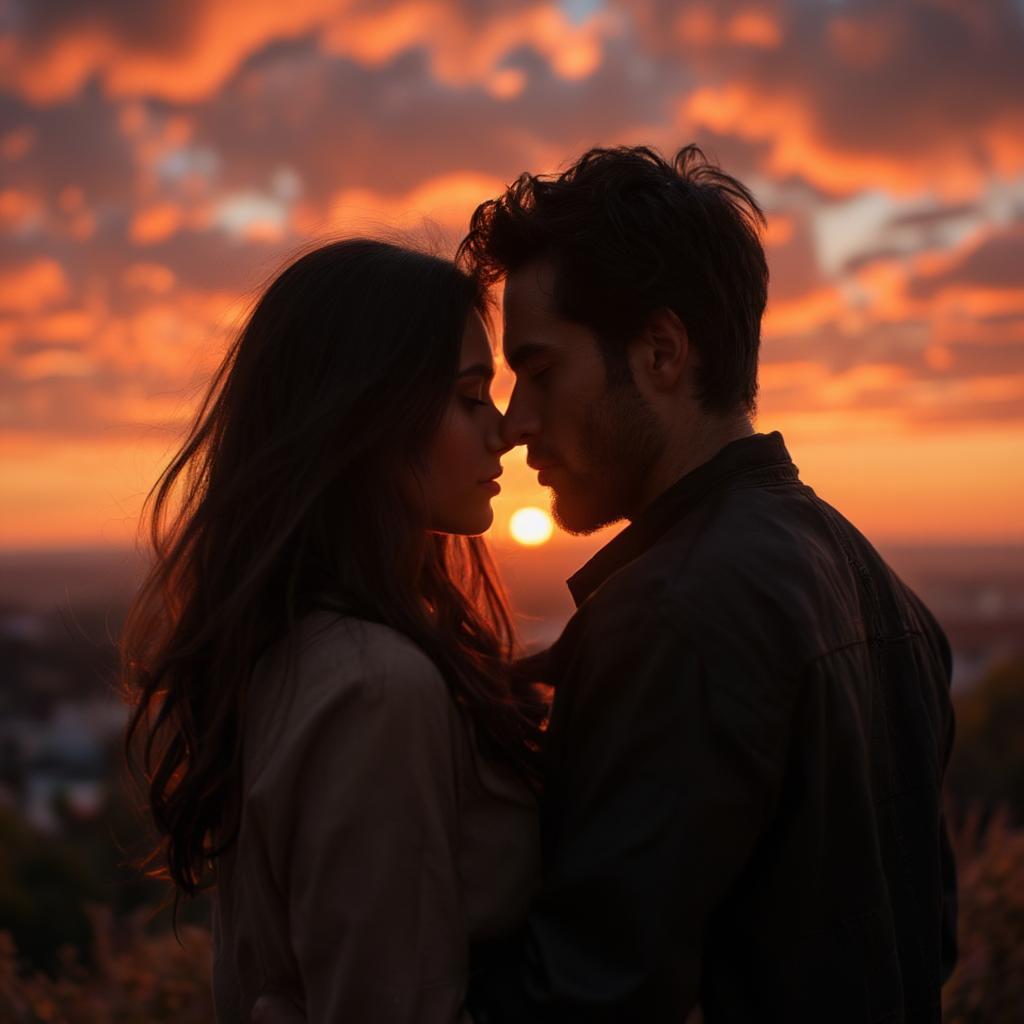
[121,239,541,902]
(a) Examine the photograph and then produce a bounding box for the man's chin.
[551,488,623,537]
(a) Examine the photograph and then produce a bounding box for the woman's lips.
[477,473,501,497]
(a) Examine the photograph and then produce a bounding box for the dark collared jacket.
[473,432,956,1024]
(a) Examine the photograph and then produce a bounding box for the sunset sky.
[1,0,1022,554]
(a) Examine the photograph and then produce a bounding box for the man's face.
[501,260,665,534]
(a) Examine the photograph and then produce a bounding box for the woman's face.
[423,311,508,535]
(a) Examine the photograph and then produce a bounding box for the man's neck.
[629,414,755,521]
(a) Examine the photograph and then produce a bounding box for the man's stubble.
[550,378,666,536]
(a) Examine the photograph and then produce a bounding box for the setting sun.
[509,507,554,547]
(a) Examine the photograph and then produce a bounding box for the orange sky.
[1,0,1023,550]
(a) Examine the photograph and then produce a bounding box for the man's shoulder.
[560,478,886,667]
[584,480,833,607]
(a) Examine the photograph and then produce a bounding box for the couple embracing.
[122,145,957,1023]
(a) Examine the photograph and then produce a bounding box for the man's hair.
[458,144,768,414]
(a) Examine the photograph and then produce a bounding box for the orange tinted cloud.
[826,13,897,70]
[764,285,846,337]
[320,171,509,237]
[0,189,43,232]
[16,348,95,380]
[684,84,999,199]
[0,259,68,313]
[321,1,610,85]
[674,6,781,49]
[0,433,178,547]
[661,0,1024,197]
[0,1,336,105]
[122,262,177,294]
[1,0,1022,552]
[28,309,97,343]
[129,201,186,244]
[0,0,612,106]
[0,126,36,160]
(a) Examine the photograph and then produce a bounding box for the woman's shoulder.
[298,610,445,688]
[248,612,453,748]
[244,612,463,805]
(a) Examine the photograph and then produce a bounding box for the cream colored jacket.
[211,612,539,1023]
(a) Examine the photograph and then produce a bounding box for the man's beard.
[550,380,666,536]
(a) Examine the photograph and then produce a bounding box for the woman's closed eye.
[461,383,493,408]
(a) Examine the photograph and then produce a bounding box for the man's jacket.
[473,431,957,1023]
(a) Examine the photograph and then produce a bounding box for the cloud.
[0,125,35,160]
[0,258,69,312]
[909,222,1024,296]
[128,201,188,244]
[1,0,342,105]
[190,34,677,202]
[2,0,1023,455]
[756,208,1024,429]
[653,0,1024,197]
[122,262,176,293]
[0,0,616,105]
[315,171,510,245]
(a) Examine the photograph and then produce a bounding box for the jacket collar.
[566,431,798,607]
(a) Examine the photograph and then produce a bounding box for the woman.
[121,240,543,1022]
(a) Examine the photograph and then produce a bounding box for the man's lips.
[528,459,559,485]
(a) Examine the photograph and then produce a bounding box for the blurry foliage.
[0,907,213,1022]
[943,809,1024,1023]
[948,657,1024,825]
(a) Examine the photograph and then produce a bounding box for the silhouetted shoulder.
[573,479,879,672]
[224,611,471,1023]
[258,610,448,713]
[243,611,458,806]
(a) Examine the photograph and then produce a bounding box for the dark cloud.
[191,38,683,201]
[10,0,199,52]
[627,0,1024,196]
[887,202,979,230]
[910,223,1024,295]
[0,85,135,205]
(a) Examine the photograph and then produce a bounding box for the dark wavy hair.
[458,144,768,413]
[121,239,542,903]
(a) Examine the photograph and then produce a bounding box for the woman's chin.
[430,504,495,537]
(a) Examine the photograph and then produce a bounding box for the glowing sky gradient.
[1,0,1023,550]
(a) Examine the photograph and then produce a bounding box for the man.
[458,145,957,1022]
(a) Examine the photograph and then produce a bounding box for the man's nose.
[500,384,539,449]
[485,404,512,456]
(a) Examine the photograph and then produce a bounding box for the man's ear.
[631,307,689,393]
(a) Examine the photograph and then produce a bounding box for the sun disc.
[509,506,554,546]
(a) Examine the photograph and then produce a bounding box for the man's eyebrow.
[503,341,553,372]
[457,363,495,380]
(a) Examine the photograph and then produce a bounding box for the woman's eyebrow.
[457,363,495,380]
